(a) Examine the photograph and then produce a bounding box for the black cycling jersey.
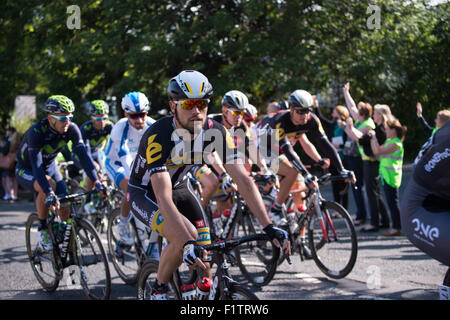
[129,116,238,193]
[16,119,98,195]
[208,113,251,150]
[258,110,344,175]
[413,120,450,201]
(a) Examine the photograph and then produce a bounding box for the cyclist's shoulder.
[109,117,129,136]
[208,113,222,123]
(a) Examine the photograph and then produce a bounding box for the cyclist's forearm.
[73,143,99,183]
[281,141,309,177]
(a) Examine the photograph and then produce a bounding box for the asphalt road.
[0,165,447,300]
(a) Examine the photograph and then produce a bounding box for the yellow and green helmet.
[89,100,109,115]
[45,95,75,114]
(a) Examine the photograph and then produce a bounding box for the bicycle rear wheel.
[234,211,280,286]
[73,218,111,299]
[107,208,146,285]
[25,213,60,292]
[308,200,358,279]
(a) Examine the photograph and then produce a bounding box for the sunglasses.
[128,112,147,119]
[50,114,73,122]
[176,99,209,111]
[293,108,311,115]
[93,116,108,121]
[228,109,245,116]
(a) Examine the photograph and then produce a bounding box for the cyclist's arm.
[28,147,53,195]
[71,127,100,184]
[279,136,310,177]
[224,162,271,228]
[297,134,322,163]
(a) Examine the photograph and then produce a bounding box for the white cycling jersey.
[104,117,155,187]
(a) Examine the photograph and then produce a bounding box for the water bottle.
[286,209,298,234]
[196,277,212,300]
[181,283,197,300]
[212,210,223,235]
[221,209,231,223]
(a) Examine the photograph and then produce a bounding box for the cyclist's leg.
[195,165,219,209]
[274,156,298,205]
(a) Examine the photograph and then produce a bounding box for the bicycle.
[136,233,272,300]
[206,187,280,287]
[278,172,358,279]
[25,190,111,299]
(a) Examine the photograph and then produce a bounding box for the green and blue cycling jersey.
[75,119,114,162]
[16,118,98,196]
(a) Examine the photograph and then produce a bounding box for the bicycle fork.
[312,195,338,242]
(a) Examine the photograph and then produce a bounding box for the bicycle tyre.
[25,213,60,292]
[234,211,280,286]
[137,259,180,300]
[221,284,259,300]
[308,200,358,279]
[73,218,111,299]
[106,208,142,285]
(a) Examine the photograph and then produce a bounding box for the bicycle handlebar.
[202,233,270,252]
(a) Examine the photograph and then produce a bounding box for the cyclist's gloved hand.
[95,181,107,195]
[340,169,356,184]
[183,240,206,268]
[318,158,330,169]
[263,224,291,257]
[219,172,233,191]
[44,192,57,208]
[304,174,318,190]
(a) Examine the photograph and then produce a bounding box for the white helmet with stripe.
[167,70,213,100]
[221,90,249,111]
[289,89,314,109]
[121,91,151,113]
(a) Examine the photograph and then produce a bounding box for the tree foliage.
[0,0,448,159]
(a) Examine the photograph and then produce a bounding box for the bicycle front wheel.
[234,212,280,286]
[25,213,60,292]
[73,218,111,299]
[308,200,357,279]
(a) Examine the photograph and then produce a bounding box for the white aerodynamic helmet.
[244,104,258,122]
[167,70,213,101]
[288,89,314,109]
[121,91,151,113]
[221,90,249,111]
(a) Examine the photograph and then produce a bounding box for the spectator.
[343,83,389,232]
[0,127,20,201]
[370,118,407,236]
[416,102,450,137]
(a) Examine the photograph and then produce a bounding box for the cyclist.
[257,89,355,226]
[73,100,114,190]
[104,91,155,248]
[207,90,276,215]
[15,95,106,251]
[400,120,450,287]
[127,70,290,300]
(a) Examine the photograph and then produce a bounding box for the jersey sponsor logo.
[411,218,440,246]
[195,219,205,228]
[146,134,162,164]
[196,227,211,245]
[424,148,450,172]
